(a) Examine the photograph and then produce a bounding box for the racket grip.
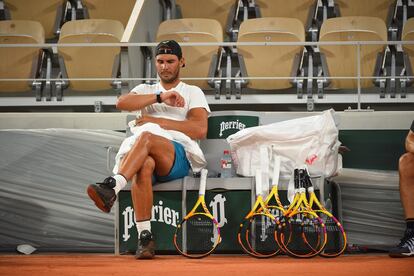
[199,168,208,196]
[255,169,262,196]
[272,155,281,185]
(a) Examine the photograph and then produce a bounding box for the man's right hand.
[160,91,185,107]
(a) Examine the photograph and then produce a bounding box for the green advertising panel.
[117,178,338,254]
[185,190,251,252]
[118,189,252,254]
[118,191,182,253]
[339,130,406,171]
[207,115,260,139]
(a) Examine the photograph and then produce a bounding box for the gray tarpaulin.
[0,129,124,252]
[0,129,406,252]
[333,168,405,249]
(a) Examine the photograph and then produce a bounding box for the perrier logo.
[219,120,246,137]
[207,115,260,139]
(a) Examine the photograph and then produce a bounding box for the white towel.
[113,122,207,174]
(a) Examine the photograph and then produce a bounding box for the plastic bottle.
[220,150,233,178]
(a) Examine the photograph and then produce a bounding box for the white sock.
[136,220,151,236]
[113,174,127,194]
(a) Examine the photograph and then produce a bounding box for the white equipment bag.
[226,109,342,180]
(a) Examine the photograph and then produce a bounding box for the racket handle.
[255,169,262,196]
[272,155,281,187]
[199,168,208,196]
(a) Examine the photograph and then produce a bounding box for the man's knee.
[140,157,155,177]
[136,131,154,147]
[399,152,414,176]
[131,157,155,189]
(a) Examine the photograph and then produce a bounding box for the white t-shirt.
[130,81,211,120]
[120,81,211,172]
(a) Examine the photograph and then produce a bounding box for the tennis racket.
[264,155,288,213]
[303,169,347,257]
[238,169,282,258]
[276,168,327,258]
[173,169,221,258]
[263,155,292,252]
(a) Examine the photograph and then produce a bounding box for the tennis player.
[389,120,414,257]
[87,40,210,259]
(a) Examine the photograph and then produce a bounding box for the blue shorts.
[153,141,190,183]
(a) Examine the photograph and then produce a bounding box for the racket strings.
[304,172,347,257]
[239,213,282,257]
[278,212,327,258]
[237,168,346,258]
[317,213,347,257]
[174,213,219,257]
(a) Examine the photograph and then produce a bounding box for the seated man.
[389,120,414,257]
[87,40,210,259]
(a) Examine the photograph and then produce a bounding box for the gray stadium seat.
[82,0,136,28]
[335,0,394,23]
[402,17,414,74]
[319,16,388,89]
[57,19,124,94]
[175,0,236,31]
[3,0,66,40]
[237,17,305,90]
[255,0,316,27]
[156,18,223,90]
[0,20,44,96]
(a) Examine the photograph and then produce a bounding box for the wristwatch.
[156,91,163,103]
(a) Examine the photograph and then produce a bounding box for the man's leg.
[131,156,156,259]
[118,131,176,180]
[87,132,176,213]
[389,152,414,257]
[400,152,414,219]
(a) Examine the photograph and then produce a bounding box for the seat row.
[175,0,406,41]
[0,19,124,99]
[0,0,135,40]
[1,15,414,100]
[158,16,414,99]
[177,0,395,27]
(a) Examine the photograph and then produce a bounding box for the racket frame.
[275,168,328,258]
[238,169,282,258]
[173,169,221,258]
[304,170,347,257]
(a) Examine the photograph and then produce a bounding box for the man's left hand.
[135,115,162,126]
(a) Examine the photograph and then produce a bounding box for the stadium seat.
[200,110,261,176]
[402,17,414,73]
[175,0,236,31]
[0,20,45,96]
[3,0,66,40]
[255,0,316,27]
[156,18,223,90]
[82,0,136,28]
[237,17,305,90]
[57,19,124,94]
[335,0,394,23]
[319,16,388,89]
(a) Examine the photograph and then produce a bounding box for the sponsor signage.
[207,115,259,139]
[118,189,251,253]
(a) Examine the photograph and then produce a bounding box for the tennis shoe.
[389,229,414,257]
[136,230,155,259]
[87,177,116,213]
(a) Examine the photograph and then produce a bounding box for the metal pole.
[357,43,361,110]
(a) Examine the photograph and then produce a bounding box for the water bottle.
[220,150,233,178]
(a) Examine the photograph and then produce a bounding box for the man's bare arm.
[136,108,208,140]
[406,130,414,153]
[116,91,185,111]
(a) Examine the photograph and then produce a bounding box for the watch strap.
[156,92,162,103]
